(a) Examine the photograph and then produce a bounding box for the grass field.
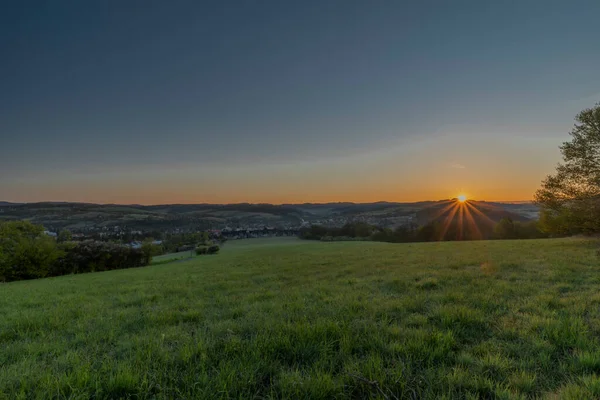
[2,238,600,399]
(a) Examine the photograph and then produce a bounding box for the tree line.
[300,219,547,243]
[0,221,157,282]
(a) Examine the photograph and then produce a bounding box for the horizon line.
[0,199,535,206]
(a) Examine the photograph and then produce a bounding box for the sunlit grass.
[1,237,599,398]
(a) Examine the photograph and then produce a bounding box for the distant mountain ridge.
[412,200,538,241]
[0,200,539,232]
[0,201,21,206]
[0,199,532,206]
[416,200,530,225]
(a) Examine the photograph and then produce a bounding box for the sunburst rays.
[431,199,491,241]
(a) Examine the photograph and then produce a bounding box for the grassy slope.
[1,238,600,399]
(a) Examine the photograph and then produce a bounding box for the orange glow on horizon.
[4,182,535,205]
[420,197,498,241]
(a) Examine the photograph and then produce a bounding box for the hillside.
[0,200,538,233]
[1,238,599,398]
[416,200,530,226]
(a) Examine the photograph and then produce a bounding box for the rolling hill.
[0,200,538,233]
[415,200,533,240]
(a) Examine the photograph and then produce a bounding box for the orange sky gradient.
[4,131,561,205]
[3,2,599,207]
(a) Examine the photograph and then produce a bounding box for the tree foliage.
[140,238,162,265]
[301,219,545,243]
[494,218,516,239]
[535,103,600,234]
[57,229,72,243]
[0,221,63,281]
[0,221,151,282]
[55,240,148,275]
[162,232,223,253]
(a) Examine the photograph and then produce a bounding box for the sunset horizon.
[3,2,598,206]
[1,193,535,206]
[3,2,600,397]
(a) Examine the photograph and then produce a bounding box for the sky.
[1,0,599,204]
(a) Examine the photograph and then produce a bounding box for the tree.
[0,220,43,239]
[513,220,547,239]
[141,239,161,265]
[0,221,63,281]
[494,218,516,239]
[339,222,372,238]
[535,103,600,234]
[416,221,441,242]
[195,246,208,255]
[200,232,210,245]
[57,229,72,243]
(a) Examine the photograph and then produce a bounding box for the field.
[2,238,600,399]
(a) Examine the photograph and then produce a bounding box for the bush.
[141,240,162,264]
[177,244,195,253]
[195,246,208,255]
[54,240,148,275]
[300,225,330,240]
[195,245,219,255]
[320,236,366,242]
[0,221,64,282]
[0,221,151,282]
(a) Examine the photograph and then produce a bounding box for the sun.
[457,195,467,202]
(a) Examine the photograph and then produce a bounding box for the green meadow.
[2,237,600,399]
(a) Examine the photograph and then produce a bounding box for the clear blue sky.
[2,0,599,203]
